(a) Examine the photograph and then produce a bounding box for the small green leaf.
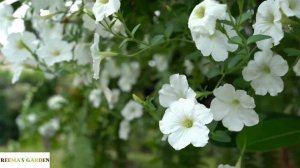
[211,130,231,143]
[236,118,300,152]
[206,66,221,78]
[246,35,271,44]
[284,48,300,57]
[131,24,141,37]
[83,8,95,20]
[229,36,243,45]
[165,23,174,38]
[150,35,165,45]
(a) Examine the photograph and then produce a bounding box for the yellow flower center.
[231,99,240,106]
[262,65,271,74]
[195,6,205,19]
[99,0,109,4]
[182,118,193,128]
[52,50,61,57]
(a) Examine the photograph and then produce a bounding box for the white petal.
[210,99,230,121]
[168,128,192,150]
[213,84,235,103]
[222,112,244,131]
[239,109,259,127]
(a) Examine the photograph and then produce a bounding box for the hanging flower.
[276,0,300,18]
[92,0,121,22]
[121,100,143,121]
[119,120,130,140]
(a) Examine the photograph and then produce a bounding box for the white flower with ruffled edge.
[218,164,235,168]
[159,74,196,108]
[121,100,143,121]
[211,84,259,132]
[188,0,227,35]
[92,0,120,22]
[253,0,283,50]
[159,99,213,150]
[242,50,288,96]
[89,89,102,108]
[293,59,300,76]
[119,120,130,140]
[276,0,300,18]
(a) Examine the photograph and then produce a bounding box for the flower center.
[182,118,193,128]
[52,50,61,57]
[231,99,240,106]
[262,65,271,74]
[99,0,109,4]
[16,40,25,49]
[195,6,205,19]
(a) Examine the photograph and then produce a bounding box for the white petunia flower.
[102,87,120,109]
[191,30,237,62]
[119,120,130,140]
[74,42,92,65]
[159,74,196,108]
[121,100,143,121]
[159,99,213,150]
[242,50,288,96]
[149,54,168,72]
[104,58,120,78]
[37,39,73,66]
[47,95,67,110]
[38,118,60,137]
[293,59,300,76]
[184,60,194,75]
[188,0,227,35]
[276,0,300,18]
[218,164,235,168]
[253,0,283,50]
[90,33,102,80]
[89,89,102,108]
[92,0,120,22]
[118,62,140,92]
[211,84,259,132]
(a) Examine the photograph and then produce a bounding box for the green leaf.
[165,23,174,38]
[236,118,300,152]
[150,35,165,45]
[99,51,118,57]
[131,24,141,37]
[229,36,243,45]
[211,130,231,143]
[284,48,300,57]
[206,66,221,78]
[246,35,271,44]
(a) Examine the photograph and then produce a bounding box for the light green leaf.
[229,36,243,45]
[150,35,165,45]
[131,24,141,37]
[246,35,271,44]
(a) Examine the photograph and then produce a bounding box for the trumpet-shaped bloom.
[92,0,120,22]
[277,0,300,18]
[211,84,259,132]
[242,50,288,96]
[121,100,143,121]
[253,0,283,50]
[188,0,227,35]
[159,99,213,150]
[90,33,102,79]
[159,74,196,108]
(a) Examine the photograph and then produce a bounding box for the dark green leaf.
[131,24,141,37]
[150,35,165,45]
[206,66,221,78]
[236,118,300,152]
[246,35,271,44]
[211,130,231,143]
[229,36,243,45]
[284,48,300,57]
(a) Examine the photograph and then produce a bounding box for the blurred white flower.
[102,87,120,109]
[211,84,259,132]
[184,60,194,75]
[27,113,38,124]
[90,33,102,80]
[159,99,213,150]
[218,164,235,168]
[104,59,120,78]
[89,89,102,108]
[149,54,168,72]
[31,0,51,10]
[276,0,300,18]
[293,59,300,76]
[82,14,112,38]
[118,62,140,92]
[159,74,196,108]
[188,0,227,35]
[119,120,130,140]
[92,0,120,22]
[121,100,143,121]
[47,95,67,110]
[37,39,73,66]
[253,0,283,50]
[242,50,288,96]
[191,30,237,62]
[38,118,60,137]
[74,42,92,65]
[11,65,23,84]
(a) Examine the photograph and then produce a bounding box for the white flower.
[293,59,300,76]
[38,118,60,137]
[159,74,196,108]
[89,89,102,108]
[118,62,140,92]
[242,50,288,96]
[121,100,143,121]
[277,0,300,18]
[27,114,38,124]
[119,120,130,140]
[104,58,120,78]
[191,30,237,62]
[1,32,37,64]
[90,33,102,80]
[11,64,23,84]
[184,60,194,75]
[210,84,259,132]
[149,54,168,72]
[47,95,67,110]
[74,42,92,65]
[218,164,235,168]
[159,99,213,150]
[188,0,227,35]
[92,0,120,22]
[102,87,120,109]
[253,0,283,50]
[37,39,73,66]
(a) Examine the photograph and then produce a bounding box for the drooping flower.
[121,100,143,121]
[118,62,140,92]
[89,89,102,108]
[210,84,259,132]
[276,0,300,18]
[159,74,196,108]
[37,39,74,66]
[242,50,288,96]
[159,99,213,150]
[92,0,120,22]
[253,0,283,50]
[293,59,300,76]
[188,0,227,35]
[119,120,130,140]
[47,95,67,110]
[218,164,235,168]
